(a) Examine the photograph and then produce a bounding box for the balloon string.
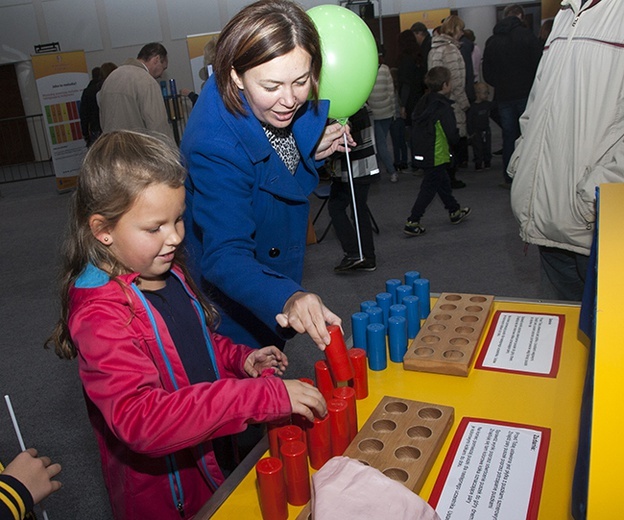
[343,132,364,261]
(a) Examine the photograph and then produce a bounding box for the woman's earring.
[103,237,110,243]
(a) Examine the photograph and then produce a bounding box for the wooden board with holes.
[403,292,494,376]
[296,396,454,520]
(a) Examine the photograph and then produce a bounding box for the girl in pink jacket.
[46,131,326,519]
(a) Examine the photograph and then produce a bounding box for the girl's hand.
[283,380,327,422]
[314,122,356,161]
[275,291,342,350]
[244,346,288,377]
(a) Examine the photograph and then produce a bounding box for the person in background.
[404,67,471,237]
[1,449,62,520]
[463,29,483,83]
[80,62,118,147]
[389,67,408,172]
[467,82,493,171]
[79,67,101,146]
[410,22,432,68]
[99,43,174,143]
[329,105,379,273]
[181,0,353,356]
[483,4,542,188]
[509,0,624,303]
[46,131,326,520]
[367,50,398,182]
[396,29,425,171]
[428,15,470,189]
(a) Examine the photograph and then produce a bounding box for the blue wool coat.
[181,76,329,349]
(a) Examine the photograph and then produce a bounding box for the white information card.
[476,312,564,377]
[430,418,549,520]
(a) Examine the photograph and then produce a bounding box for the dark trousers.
[409,164,460,221]
[498,98,527,183]
[328,180,375,260]
[538,246,590,301]
[390,117,408,167]
[471,128,492,167]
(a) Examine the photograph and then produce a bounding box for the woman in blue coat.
[181,0,353,351]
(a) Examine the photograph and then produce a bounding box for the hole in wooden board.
[449,337,470,347]
[443,349,464,359]
[384,401,408,414]
[421,335,440,344]
[414,347,434,357]
[395,445,421,461]
[427,324,446,332]
[372,419,397,433]
[407,425,433,439]
[470,296,487,303]
[383,467,409,482]
[461,315,479,323]
[358,438,384,453]
[418,407,443,420]
[444,294,462,301]
[465,305,483,313]
[434,314,452,321]
[439,304,457,311]
[455,326,474,334]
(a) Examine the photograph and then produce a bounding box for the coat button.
[269,248,280,258]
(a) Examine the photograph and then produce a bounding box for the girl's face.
[98,183,185,291]
[230,46,312,128]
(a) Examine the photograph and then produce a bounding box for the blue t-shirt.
[143,274,217,384]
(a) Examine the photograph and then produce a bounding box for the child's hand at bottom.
[244,346,288,377]
[283,380,327,422]
[2,448,62,505]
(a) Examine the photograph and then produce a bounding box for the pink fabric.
[311,457,441,520]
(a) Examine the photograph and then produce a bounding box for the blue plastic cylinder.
[388,316,408,363]
[402,295,421,339]
[351,312,369,351]
[366,323,387,371]
[365,306,383,326]
[405,270,421,287]
[375,292,392,328]
[413,278,431,319]
[385,279,402,304]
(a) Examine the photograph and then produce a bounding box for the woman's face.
[230,46,312,128]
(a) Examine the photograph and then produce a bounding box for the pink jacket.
[68,264,291,519]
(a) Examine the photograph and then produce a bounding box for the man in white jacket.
[509,0,624,301]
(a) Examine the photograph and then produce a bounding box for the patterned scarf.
[262,123,300,175]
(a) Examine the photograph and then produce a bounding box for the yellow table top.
[210,299,587,519]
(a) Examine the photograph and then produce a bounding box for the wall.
[0,0,542,115]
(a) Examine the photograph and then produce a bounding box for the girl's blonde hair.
[47,131,218,359]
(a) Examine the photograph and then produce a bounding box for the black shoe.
[484,163,491,169]
[493,148,503,156]
[450,207,471,224]
[451,179,467,189]
[403,220,426,236]
[474,163,483,171]
[353,258,377,271]
[498,182,512,190]
[334,256,364,272]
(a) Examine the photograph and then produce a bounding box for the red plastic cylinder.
[306,413,332,470]
[327,398,350,456]
[333,386,358,442]
[314,359,334,402]
[280,440,311,506]
[267,418,290,458]
[324,325,355,384]
[277,425,304,457]
[348,348,369,399]
[256,457,288,520]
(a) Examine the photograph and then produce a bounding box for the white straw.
[4,395,26,451]
[4,394,51,520]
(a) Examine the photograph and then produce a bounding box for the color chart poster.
[32,50,89,191]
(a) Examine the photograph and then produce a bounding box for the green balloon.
[308,5,378,121]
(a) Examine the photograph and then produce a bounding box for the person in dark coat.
[482,4,542,186]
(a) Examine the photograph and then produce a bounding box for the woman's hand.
[283,380,327,421]
[275,291,342,350]
[244,347,288,377]
[314,122,356,161]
